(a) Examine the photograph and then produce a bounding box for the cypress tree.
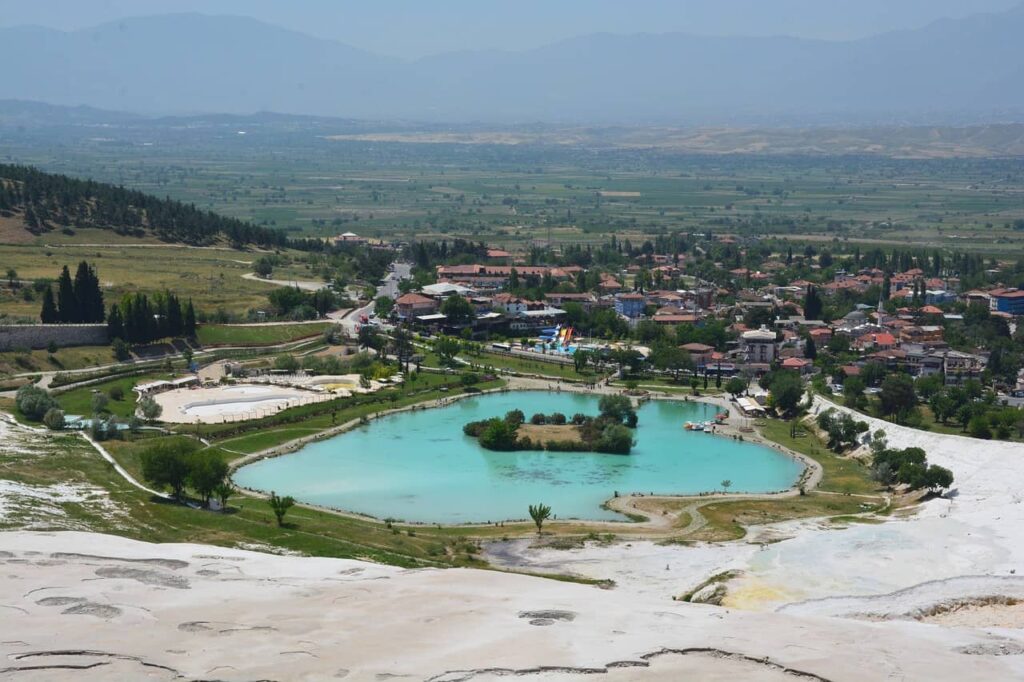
[805,335,817,360]
[166,294,183,337]
[56,265,78,323]
[40,287,58,323]
[73,261,91,322]
[107,304,124,340]
[72,261,104,323]
[184,300,197,338]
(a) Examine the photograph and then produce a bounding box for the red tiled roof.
[396,293,435,305]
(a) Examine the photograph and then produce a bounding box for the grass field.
[55,374,159,418]
[463,350,600,381]
[196,322,333,347]
[0,345,115,376]
[757,418,879,495]
[0,241,312,320]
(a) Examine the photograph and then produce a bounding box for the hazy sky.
[2,0,1019,58]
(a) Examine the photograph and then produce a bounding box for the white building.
[741,326,778,364]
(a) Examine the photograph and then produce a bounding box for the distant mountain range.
[2,7,1024,125]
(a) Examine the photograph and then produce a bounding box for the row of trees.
[39,262,105,324]
[108,292,197,344]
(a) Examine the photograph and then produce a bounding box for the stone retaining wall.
[0,324,109,351]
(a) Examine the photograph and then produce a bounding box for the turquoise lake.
[233,391,803,523]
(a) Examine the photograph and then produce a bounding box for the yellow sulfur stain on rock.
[722,578,799,611]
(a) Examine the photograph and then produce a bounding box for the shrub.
[15,384,59,421]
[596,424,635,454]
[598,395,633,422]
[550,412,567,425]
[504,409,525,426]
[530,413,547,425]
[968,415,992,440]
[479,419,520,451]
[138,395,163,421]
[108,385,125,401]
[43,407,65,430]
[111,338,131,361]
[90,392,109,414]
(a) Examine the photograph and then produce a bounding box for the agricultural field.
[2,119,1022,259]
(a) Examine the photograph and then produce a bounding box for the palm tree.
[721,479,732,494]
[528,503,552,535]
[268,491,296,527]
[212,482,235,511]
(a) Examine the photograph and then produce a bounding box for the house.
[614,293,646,320]
[924,290,956,306]
[333,231,364,244]
[991,289,1024,315]
[781,357,814,375]
[680,342,715,369]
[809,327,833,344]
[741,326,777,364]
[508,307,567,333]
[396,293,439,319]
[854,332,897,352]
[491,293,535,315]
[544,292,599,311]
[420,282,475,298]
[942,350,987,379]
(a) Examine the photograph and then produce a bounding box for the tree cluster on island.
[463,395,638,455]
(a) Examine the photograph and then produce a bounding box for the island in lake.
[463,394,637,454]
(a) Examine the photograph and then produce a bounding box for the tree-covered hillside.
[0,163,298,249]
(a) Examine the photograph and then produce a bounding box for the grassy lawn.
[758,418,879,495]
[216,427,327,454]
[56,374,158,418]
[462,350,600,381]
[196,322,333,347]
[0,345,116,377]
[686,493,881,542]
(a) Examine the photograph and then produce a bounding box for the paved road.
[241,273,328,292]
[336,262,412,335]
[379,262,412,299]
